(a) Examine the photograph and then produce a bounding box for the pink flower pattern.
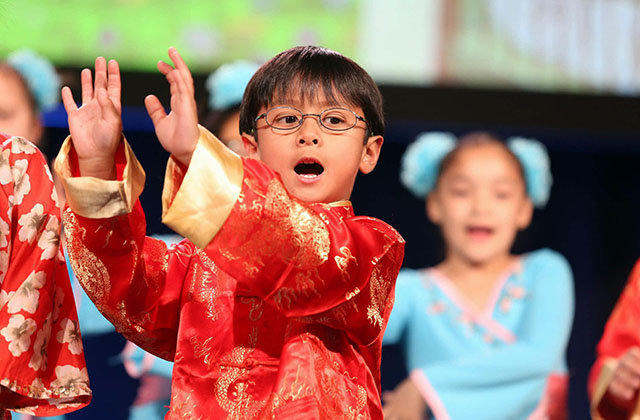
[428,269,527,341]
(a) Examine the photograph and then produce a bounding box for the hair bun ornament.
[507,137,553,208]
[7,50,61,112]
[206,60,260,111]
[400,131,457,198]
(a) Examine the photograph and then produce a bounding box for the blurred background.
[2,0,639,418]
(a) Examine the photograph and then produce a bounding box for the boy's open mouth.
[294,159,324,178]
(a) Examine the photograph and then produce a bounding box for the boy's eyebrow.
[269,100,354,109]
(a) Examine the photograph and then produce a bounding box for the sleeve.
[589,259,640,420]
[410,250,575,420]
[161,127,405,346]
[382,269,416,346]
[0,137,91,416]
[54,135,191,361]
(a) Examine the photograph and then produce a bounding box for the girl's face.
[0,70,42,144]
[427,143,533,265]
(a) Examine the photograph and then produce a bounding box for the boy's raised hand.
[144,47,200,166]
[61,57,122,180]
[605,346,640,411]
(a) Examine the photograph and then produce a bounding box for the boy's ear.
[241,133,259,159]
[359,135,384,174]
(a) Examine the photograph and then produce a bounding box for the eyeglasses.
[254,106,369,132]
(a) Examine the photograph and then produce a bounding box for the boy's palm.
[145,47,199,166]
[62,57,122,178]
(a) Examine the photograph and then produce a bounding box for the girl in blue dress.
[382,132,574,420]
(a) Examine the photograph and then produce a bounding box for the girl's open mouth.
[466,226,494,239]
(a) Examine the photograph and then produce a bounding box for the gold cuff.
[54,135,145,219]
[161,126,243,249]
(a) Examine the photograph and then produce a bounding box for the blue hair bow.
[7,50,61,112]
[205,60,260,111]
[400,132,553,208]
[507,137,553,208]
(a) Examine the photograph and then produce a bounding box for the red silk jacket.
[58,127,404,419]
[589,259,640,420]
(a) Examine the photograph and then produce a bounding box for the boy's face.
[241,94,383,203]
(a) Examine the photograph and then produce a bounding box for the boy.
[589,260,640,419]
[55,46,404,419]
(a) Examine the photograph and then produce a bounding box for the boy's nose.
[296,117,322,146]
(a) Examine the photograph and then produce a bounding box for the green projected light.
[2,0,637,95]
[0,0,359,71]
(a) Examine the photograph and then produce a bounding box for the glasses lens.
[265,107,302,129]
[320,108,356,131]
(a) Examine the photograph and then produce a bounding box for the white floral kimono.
[0,135,90,418]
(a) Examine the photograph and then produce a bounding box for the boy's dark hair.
[239,46,384,138]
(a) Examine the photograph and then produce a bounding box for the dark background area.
[41,74,640,420]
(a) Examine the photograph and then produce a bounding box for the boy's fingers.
[167,70,192,101]
[628,347,640,356]
[144,95,167,126]
[621,352,640,376]
[157,60,174,76]
[626,348,640,364]
[97,88,119,123]
[167,47,194,95]
[170,68,187,95]
[80,68,93,105]
[158,56,192,97]
[168,47,193,84]
[613,369,640,394]
[94,57,108,93]
[610,380,635,401]
[165,71,179,98]
[61,86,78,113]
[107,60,122,111]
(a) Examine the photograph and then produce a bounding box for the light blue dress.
[383,249,574,420]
